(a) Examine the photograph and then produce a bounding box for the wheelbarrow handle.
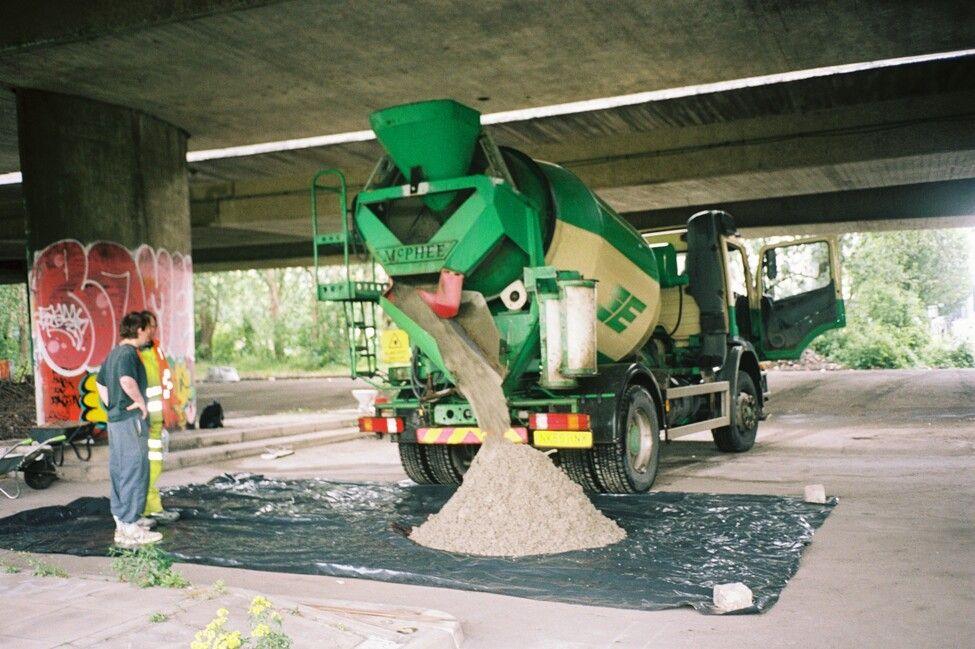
[0,438,30,460]
[0,438,32,461]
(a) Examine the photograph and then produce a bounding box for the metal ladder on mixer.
[311,169,386,379]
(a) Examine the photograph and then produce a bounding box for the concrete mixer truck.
[312,99,845,493]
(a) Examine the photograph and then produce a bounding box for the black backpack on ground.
[199,401,224,429]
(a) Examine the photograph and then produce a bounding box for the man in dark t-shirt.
[96,311,163,547]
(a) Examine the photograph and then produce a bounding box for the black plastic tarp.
[0,474,835,613]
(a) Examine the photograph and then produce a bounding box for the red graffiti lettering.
[30,239,195,426]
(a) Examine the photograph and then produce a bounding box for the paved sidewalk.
[0,556,462,648]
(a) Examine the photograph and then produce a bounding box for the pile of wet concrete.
[392,285,625,557]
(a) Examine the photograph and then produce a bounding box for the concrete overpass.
[0,0,973,427]
[0,0,974,275]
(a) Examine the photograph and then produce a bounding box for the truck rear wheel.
[398,443,437,484]
[712,371,759,452]
[423,445,478,485]
[591,386,661,493]
[559,449,602,492]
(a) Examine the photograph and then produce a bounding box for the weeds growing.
[110,545,190,589]
[191,596,292,649]
[0,560,21,574]
[26,556,67,578]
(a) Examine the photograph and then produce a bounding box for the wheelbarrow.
[0,435,65,499]
[30,421,95,466]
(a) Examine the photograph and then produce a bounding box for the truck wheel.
[712,371,759,452]
[424,445,479,485]
[591,385,661,493]
[560,450,603,492]
[398,443,437,484]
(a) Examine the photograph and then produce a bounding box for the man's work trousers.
[143,415,165,515]
[108,416,149,524]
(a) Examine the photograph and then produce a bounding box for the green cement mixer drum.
[364,99,662,363]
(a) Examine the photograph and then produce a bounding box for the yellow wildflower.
[251,623,271,638]
[216,607,229,618]
[249,595,272,616]
[224,631,243,649]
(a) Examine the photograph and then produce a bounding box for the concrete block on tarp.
[804,484,827,504]
[713,582,753,612]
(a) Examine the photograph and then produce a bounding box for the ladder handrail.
[310,168,349,284]
[310,168,386,383]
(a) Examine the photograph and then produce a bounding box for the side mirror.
[764,249,778,280]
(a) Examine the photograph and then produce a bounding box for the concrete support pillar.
[17,89,196,429]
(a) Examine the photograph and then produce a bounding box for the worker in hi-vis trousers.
[139,311,180,523]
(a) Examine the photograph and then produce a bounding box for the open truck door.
[755,237,844,360]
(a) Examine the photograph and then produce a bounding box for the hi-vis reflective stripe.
[161,368,174,399]
[147,401,163,413]
[416,427,528,445]
[147,439,164,449]
[146,386,163,398]
[147,451,164,461]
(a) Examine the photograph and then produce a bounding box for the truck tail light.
[358,417,404,434]
[528,413,590,431]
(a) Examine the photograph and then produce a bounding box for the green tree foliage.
[811,229,974,369]
[0,283,31,380]
[193,264,378,375]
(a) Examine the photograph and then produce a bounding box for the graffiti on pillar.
[79,372,107,427]
[30,239,196,429]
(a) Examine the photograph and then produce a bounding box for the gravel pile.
[392,285,625,556]
[765,348,845,372]
[410,434,626,556]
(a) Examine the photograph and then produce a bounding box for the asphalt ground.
[2,369,973,648]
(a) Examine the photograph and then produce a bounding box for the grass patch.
[26,556,67,578]
[0,560,21,574]
[110,545,190,589]
[197,359,349,380]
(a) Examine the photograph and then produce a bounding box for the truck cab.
[645,223,845,362]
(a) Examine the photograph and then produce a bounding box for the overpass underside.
[189,54,975,269]
[0,2,973,276]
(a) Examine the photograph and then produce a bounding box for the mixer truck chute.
[312,99,845,493]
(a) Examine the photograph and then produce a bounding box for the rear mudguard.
[575,363,665,445]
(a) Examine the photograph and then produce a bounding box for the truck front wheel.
[591,385,661,493]
[712,371,759,452]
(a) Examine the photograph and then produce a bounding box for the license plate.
[532,430,593,449]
